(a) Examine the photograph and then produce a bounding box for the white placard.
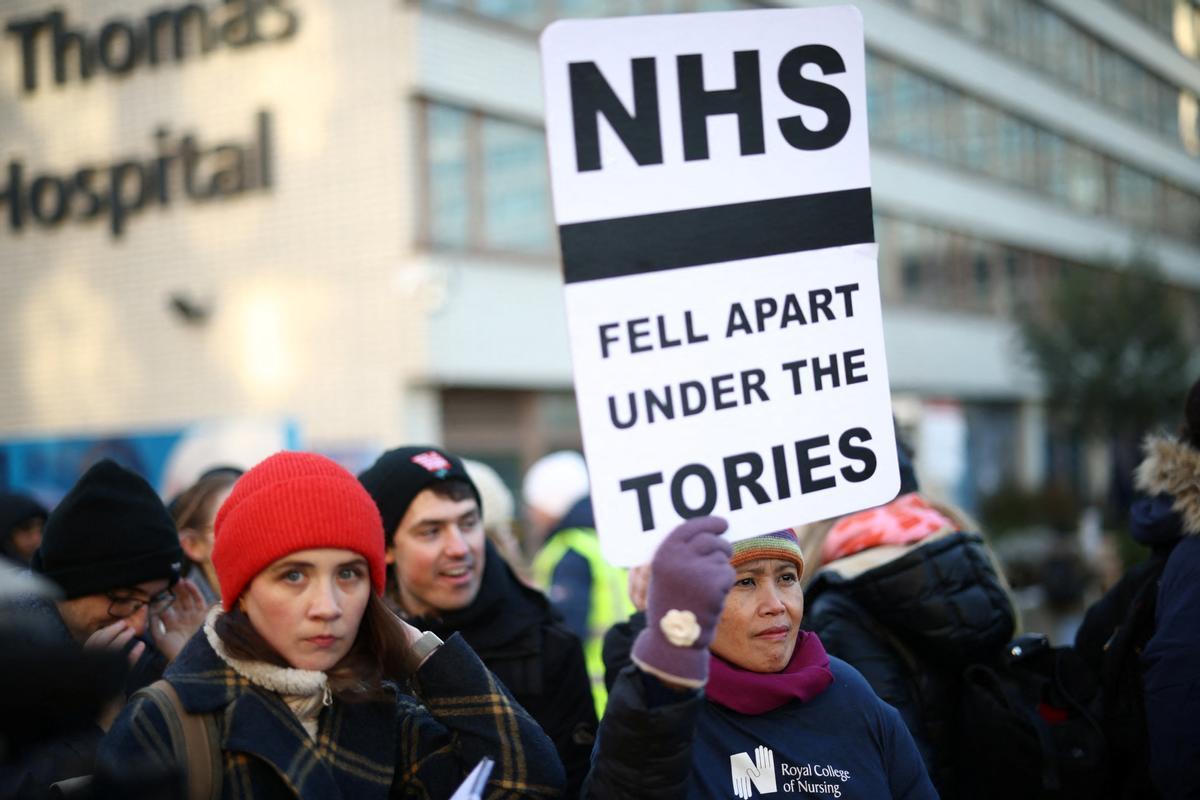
[541,5,898,566]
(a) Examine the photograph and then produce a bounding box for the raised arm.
[584,516,733,798]
[400,633,566,798]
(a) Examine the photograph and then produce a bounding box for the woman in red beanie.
[98,451,565,799]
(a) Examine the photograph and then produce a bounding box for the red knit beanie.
[212,451,387,610]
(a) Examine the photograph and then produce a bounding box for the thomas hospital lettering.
[0,111,273,237]
[2,1,301,238]
[5,0,299,92]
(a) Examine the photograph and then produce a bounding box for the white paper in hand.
[448,757,494,800]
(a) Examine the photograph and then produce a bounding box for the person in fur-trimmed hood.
[1135,376,1200,799]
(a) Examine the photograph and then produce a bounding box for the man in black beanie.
[2,459,208,795]
[31,460,202,655]
[359,446,596,799]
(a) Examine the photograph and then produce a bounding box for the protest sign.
[540,5,898,566]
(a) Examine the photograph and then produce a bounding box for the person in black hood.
[0,566,130,800]
[797,438,1016,800]
[1076,376,1200,799]
[359,445,595,799]
[0,491,48,567]
[1073,491,1175,800]
[2,459,207,797]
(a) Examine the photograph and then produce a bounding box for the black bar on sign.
[559,187,874,284]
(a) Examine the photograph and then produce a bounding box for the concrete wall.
[0,0,423,448]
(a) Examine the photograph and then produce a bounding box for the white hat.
[522,451,589,521]
[463,459,515,525]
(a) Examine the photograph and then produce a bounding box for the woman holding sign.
[98,451,564,799]
[587,518,936,799]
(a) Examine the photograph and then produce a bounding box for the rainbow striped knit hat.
[729,529,805,572]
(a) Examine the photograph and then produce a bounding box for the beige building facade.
[3,0,1200,506]
[1,0,427,452]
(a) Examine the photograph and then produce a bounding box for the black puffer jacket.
[804,529,1015,800]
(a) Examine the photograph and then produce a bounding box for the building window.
[902,257,924,296]
[972,252,991,298]
[419,100,555,256]
[475,0,545,27]
[441,386,583,495]
[1113,164,1161,228]
[426,104,472,249]
[1104,0,1197,54]
[419,0,751,31]
[480,117,554,253]
[422,0,1200,153]
[884,0,1200,156]
[876,212,1200,326]
[867,53,1200,245]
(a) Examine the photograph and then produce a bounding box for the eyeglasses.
[106,589,176,619]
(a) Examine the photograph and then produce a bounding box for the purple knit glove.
[631,516,734,687]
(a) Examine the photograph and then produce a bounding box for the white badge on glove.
[660,609,702,647]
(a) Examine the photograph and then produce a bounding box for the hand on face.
[83,617,142,731]
[151,578,209,662]
[61,577,172,656]
[84,619,145,668]
[627,563,650,612]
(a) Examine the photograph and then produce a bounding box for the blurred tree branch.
[1016,257,1191,439]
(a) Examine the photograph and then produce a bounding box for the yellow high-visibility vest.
[533,528,635,717]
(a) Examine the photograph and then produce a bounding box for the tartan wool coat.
[97,630,565,799]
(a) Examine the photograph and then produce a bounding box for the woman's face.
[709,557,804,673]
[240,548,371,671]
[180,486,232,567]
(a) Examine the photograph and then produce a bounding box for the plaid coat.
[97,631,565,799]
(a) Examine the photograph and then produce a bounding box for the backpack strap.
[133,680,221,800]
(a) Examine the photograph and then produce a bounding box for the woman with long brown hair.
[168,467,241,606]
[99,451,564,798]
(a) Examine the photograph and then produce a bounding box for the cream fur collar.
[204,606,330,700]
[1135,434,1200,536]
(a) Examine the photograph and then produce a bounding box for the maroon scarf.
[705,631,835,715]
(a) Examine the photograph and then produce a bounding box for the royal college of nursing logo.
[411,450,452,477]
[729,746,777,798]
[728,746,852,798]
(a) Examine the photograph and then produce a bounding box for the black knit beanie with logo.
[31,459,183,599]
[357,446,482,545]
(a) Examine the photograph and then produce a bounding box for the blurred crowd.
[0,379,1197,799]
